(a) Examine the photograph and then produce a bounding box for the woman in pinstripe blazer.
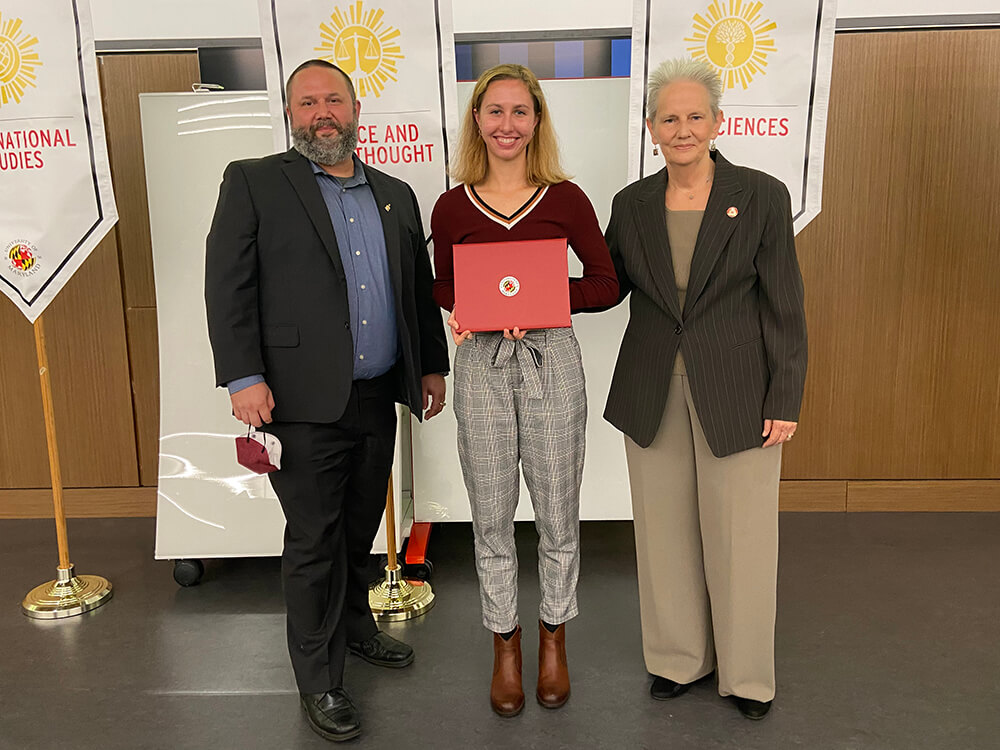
[603,59,807,720]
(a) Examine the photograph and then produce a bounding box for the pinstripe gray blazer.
[603,152,807,456]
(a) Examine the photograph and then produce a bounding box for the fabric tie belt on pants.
[490,335,544,399]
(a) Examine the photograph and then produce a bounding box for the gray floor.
[1,514,998,750]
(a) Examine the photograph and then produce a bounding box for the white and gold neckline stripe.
[464,184,548,230]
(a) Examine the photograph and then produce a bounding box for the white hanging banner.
[0,0,118,322]
[259,0,458,231]
[630,0,837,234]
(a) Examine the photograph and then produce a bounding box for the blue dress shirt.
[228,156,398,395]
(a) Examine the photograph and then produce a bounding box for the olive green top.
[666,207,704,375]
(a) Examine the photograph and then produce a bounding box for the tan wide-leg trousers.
[624,372,781,702]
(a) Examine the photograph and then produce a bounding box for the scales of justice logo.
[0,11,42,107]
[315,1,404,98]
[685,0,777,90]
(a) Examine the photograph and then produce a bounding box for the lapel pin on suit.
[384,203,391,212]
[727,206,739,218]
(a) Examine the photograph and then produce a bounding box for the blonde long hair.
[451,64,568,187]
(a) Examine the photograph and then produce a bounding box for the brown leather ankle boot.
[537,620,570,708]
[490,626,524,717]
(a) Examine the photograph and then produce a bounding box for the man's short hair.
[284,59,357,105]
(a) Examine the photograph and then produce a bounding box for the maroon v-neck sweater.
[430,180,618,313]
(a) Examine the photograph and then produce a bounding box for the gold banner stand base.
[22,564,113,620]
[369,565,434,622]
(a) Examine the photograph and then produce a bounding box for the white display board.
[140,92,411,559]
[411,78,634,523]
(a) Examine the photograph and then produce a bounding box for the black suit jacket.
[603,152,807,456]
[205,149,449,423]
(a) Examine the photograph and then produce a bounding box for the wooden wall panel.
[783,29,1000,480]
[848,481,1000,512]
[779,481,847,512]
[97,52,199,491]
[0,301,48,488]
[127,308,160,486]
[0,232,138,489]
[98,53,200,309]
[0,487,157,519]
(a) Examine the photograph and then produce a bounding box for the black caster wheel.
[405,559,434,581]
[173,559,205,587]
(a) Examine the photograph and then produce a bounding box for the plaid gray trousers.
[453,328,587,632]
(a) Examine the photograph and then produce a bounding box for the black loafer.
[348,631,414,668]
[735,697,772,720]
[300,688,362,742]
[650,671,713,700]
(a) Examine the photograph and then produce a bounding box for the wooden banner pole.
[384,476,398,571]
[21,314,113,619]
[32,316,72,570]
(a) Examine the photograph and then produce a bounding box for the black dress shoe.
[735,697,772,720]
[649,671,713,701]
[300,689,362,742]
[348,631,414,668]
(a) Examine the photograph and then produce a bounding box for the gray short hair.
[646,58,722,121]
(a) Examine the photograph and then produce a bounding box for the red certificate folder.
[453,238,571,332]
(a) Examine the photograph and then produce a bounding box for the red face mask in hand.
[235,428,282,474]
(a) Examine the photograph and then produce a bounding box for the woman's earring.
[652,144,659,156]
[709,139,717,152]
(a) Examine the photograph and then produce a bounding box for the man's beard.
[291,117,359,167]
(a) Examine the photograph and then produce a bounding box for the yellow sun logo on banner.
[685,1,777,90]
[0,12,43,107]
[315,1,404,98]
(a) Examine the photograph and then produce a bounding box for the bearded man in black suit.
[205,59,449,743]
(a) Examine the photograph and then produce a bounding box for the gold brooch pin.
[727,206,738,218]
[384,203,391,212]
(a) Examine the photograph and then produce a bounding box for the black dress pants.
[266,372,397,694]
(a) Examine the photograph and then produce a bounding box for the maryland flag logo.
[0,12,43,107]
[315,1,404,98]
[499,276,520,297]
[8,241,37,273]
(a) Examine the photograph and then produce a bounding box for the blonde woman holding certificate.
[430,64,617,717]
